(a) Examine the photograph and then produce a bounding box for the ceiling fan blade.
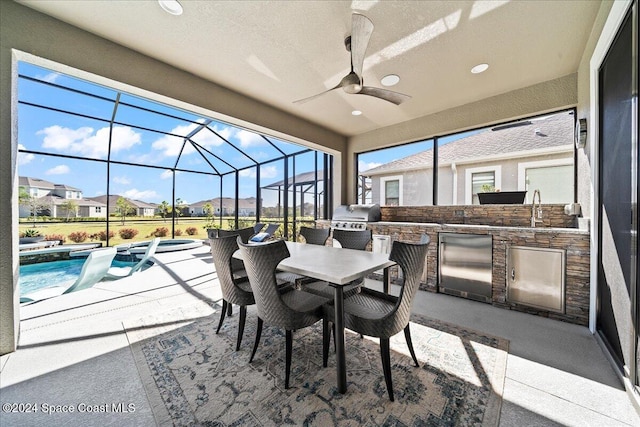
[293,81,343,104]
[350,13,374,78]
[358,86,411,105]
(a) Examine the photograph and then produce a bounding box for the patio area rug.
[125,302,508,426]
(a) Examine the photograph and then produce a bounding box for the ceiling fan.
[293,13,411,106]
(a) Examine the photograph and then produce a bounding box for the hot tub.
[128,238,203,254]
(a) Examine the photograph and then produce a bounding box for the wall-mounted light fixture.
[575,118,587,149]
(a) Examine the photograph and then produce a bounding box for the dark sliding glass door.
[597,1,638,390]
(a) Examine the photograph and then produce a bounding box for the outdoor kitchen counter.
[317,220,590,326]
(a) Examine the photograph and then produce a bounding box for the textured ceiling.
[18,0,601,137]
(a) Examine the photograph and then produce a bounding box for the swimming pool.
[18,258,139,296]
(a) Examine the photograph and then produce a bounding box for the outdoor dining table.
[235,240,395,394]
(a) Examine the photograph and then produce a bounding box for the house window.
[518,159,573,203]
[465,166,502,204]
[95,207,101,213]
[380,175,403,206]
[473,171,495,200]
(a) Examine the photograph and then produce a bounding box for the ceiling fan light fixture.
[352,110,363,116]
[380,74,400,86]
[158,0,183,16]
[471,63,489,74]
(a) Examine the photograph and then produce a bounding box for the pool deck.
[1,245,637,426]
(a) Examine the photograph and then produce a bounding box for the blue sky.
[17,62,468,208]
[17,62,327,207]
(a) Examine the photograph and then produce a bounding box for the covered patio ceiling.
[17,0,602,137]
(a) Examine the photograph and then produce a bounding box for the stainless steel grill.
[330,204,381,231]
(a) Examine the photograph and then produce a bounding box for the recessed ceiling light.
[380,74,400,86]
[158,0,183,16]
[471,63,489,74]
[352,110,362,116]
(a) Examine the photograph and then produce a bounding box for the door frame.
[589,0,638,410]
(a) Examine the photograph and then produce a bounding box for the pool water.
[19,258,137,296]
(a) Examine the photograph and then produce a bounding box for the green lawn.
[19,216,316,246]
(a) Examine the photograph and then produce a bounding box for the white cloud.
[122,188,159,201]
[358,160,382,172]
[112,176,131,185]
[40,72,60,83]
[160,170,173,180]
[239,164,278,179]
[152,121,224,158]
[261,165,278,178]
[17,144,34,165]
[45,164,70,175]
[236,129,265,148]
[36,125,141,158]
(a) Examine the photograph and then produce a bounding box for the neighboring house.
[18,176,106,218]
[86,195,156,217]
[361,111,575,206]
[189,197,258,217]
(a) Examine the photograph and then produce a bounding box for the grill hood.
[332,204,381,222]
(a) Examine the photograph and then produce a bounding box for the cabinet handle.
[511,268,516,281]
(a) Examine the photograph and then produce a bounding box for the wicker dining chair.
[218,226,255,244]
[210,234,298,350]
[209,234,256,351]
[300,228,372,299]
[216,227,257,286]
[322,239,430,401]
[237,238,330,389]
[332,228,372,250]
[299,226,330,246]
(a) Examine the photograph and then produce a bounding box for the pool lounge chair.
[20,247,117,303]
[104,238,160,280]
[249,223,280,242]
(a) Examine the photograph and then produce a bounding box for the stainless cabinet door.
[507,246,565,313]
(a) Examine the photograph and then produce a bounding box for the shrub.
[118,228,139,239]
[68,231,88,243]
[185,227,198,236]
[45,234,66,243]
[150,227,169,237]
[89,230,115,241]
[174,229,183,236]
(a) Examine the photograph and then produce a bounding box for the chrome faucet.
[531,189,543,227]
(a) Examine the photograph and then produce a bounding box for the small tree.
[19,187,48,226]
[158,200,171,223]
[202,202,214,229]
[174,198,186,224]
[115,196,135,225]
[60,200,78,221]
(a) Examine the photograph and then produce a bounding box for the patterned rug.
[126,302,508,426]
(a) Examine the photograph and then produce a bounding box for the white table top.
[237,241,395,286]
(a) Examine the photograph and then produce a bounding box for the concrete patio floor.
[1,244,638,426]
